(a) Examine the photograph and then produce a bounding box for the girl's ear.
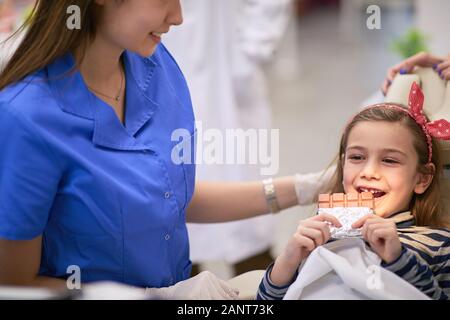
[414,163,435,195]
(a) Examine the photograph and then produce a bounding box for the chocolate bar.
[317,192,374,239]
[318,192,374,209]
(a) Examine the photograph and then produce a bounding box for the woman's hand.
[352,215,402,264]
[145,271,239,300]
[270,214,341,286]
[435,54,450,81]
[381,51,445,95]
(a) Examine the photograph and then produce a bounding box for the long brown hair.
[327,104,449,228]
[0,0,101,91]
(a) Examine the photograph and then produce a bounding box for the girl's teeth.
[357,187,386,198]
[360,188,383,194]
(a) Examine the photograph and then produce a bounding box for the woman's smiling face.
[342,121,430,218]
[97,0,183,57]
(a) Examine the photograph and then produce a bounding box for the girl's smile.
[342,121,430,218]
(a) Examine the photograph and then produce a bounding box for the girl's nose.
[360,161,381,180]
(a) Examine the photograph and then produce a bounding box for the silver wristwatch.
[262,178,280,214]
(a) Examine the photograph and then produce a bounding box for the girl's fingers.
[313,213,342,228]
[298,227,324,247]
[361,218,396,246]
[369,227,395,248]
[300,220,331,242]
[371,227,395,244]
[362,222,387,241]
[352,214,382,229]
[293,233,315,252]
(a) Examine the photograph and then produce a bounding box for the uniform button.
[165,234,171,241]
[164,192,171,199]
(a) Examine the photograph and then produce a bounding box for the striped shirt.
[257,211,450,300]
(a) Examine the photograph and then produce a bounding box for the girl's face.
[96,0,183,57]
[342,121,433,218]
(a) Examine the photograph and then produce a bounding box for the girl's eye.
[383,158,399,164]
[347,154,364,161]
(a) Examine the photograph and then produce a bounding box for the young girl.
[258,82,450,300]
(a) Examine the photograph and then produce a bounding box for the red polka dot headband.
[360,82,450,164]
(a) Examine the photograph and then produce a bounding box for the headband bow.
[407,82,450,163]
[362,82,450,164]
[408,82,450,140]
[383,82,450,164]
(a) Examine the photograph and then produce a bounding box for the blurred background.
[1,0,449,279]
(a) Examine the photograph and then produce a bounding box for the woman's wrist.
[272,176,298,210]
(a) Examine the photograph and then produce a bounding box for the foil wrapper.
[318,207,374,239]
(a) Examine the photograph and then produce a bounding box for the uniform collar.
[388,211,415,228]
[47,53,94,120]
[47,50,160,151]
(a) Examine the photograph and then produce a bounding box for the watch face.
[262,179,278,213]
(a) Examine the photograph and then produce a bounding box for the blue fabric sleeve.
[0,103,61,240]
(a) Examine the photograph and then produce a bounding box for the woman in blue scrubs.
[0,0,305,296]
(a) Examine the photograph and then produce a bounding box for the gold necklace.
[87,67,124,102]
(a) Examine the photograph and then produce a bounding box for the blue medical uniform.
[0,44,196,288]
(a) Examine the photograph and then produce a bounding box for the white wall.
[415,0,450,56]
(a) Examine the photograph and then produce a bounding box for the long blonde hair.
[327,104,448,228]
[0,0,101,91]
